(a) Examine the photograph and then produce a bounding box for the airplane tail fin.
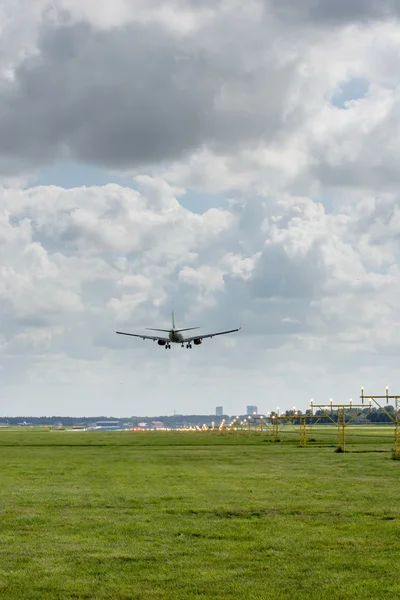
[172,310,176,330]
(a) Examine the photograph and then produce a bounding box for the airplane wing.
[184,327,241,342]
[116,331,170,342]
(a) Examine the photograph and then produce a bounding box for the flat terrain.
[0,429,399,599]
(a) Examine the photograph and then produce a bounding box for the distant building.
[137,421,165,429]
[94,420,122,430]
[247,405,258,415]
[216,406,223,417]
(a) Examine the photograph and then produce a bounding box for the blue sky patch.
[331,78,370,109]
[28,163,228,214]
[179,190,228,214]
[28,163,135,189]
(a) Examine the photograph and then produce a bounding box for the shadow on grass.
[347,449,389,453]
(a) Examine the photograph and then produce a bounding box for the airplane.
[116,311,241,349]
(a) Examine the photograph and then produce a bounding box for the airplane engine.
[193,338,202,345]
[157,339,166,346]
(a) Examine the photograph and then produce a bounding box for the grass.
[0,429,399,599]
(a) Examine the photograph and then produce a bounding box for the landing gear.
[165,343,171,350]
[186,343,192,349]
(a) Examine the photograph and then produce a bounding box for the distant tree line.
[281,406,396,425]
[0,408,396,428]
[0,414,233,427]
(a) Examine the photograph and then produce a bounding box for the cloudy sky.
[1,0,400,417]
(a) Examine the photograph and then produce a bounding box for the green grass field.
[0,429,399,599]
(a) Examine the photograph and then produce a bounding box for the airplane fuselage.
[169,330,184,343]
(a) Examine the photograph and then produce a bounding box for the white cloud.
[1,178,400,415]
[160,21,400,199]
[0,1,399,199]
